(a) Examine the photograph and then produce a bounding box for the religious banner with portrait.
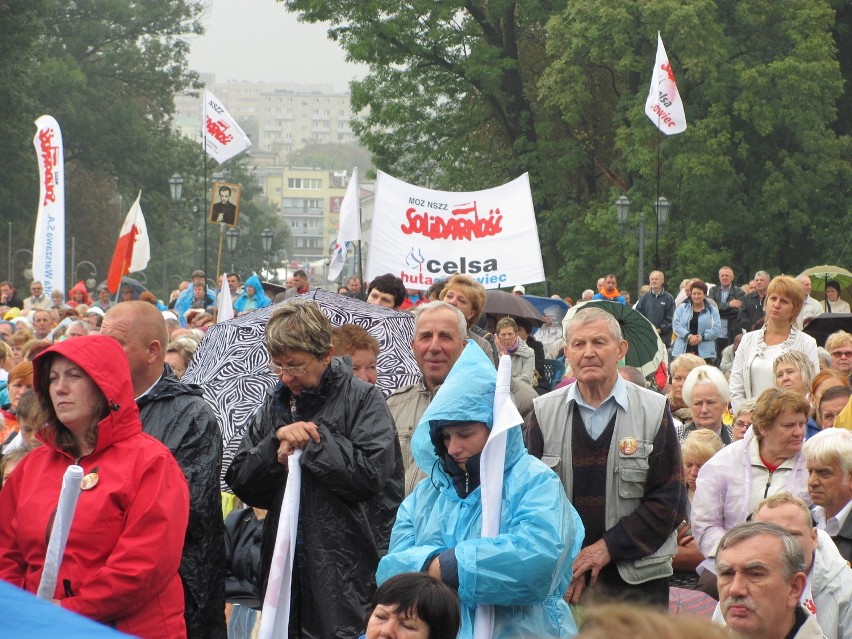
[209,181,242,226]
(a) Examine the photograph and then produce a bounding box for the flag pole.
[215,222,225,294]
[654,130,662,270]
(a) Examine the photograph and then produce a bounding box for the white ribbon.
[258,448,303,639]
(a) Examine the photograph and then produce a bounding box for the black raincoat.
[225,357,403,639]
[137,366,227,639]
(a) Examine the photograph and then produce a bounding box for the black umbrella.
[802,313,852,347]
[484,290,545,325]
[182,290,420,485]
[97,276,148,299]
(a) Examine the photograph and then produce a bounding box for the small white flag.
[217,273,234,323]
[644,33,687,135]
[203,89,252,164]
[327,168,360,282]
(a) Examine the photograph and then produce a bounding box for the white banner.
[644,32,687,135]
[37,465,83,599]
[367,171,544,289]
[32,115,66,296]
[203,89,252,164]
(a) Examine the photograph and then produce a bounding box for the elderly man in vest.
[525,306,686,605]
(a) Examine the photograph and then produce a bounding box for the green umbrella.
[561,300,668,378]
[801,265,852,309]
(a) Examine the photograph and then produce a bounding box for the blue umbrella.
[1,580,134,638]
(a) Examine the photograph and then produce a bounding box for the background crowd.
[0,262,850,639]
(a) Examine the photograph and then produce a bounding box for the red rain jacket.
[0,335,189,638]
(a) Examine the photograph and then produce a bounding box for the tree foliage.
[285,0,850,298]
[0,0,212,296]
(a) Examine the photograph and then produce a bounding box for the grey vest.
[533,382,677,584]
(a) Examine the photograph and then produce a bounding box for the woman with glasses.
[225,300,403,639]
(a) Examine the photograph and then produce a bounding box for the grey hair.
[564,306,623,342]
[803,427,852,476]
[773,350,816,388]
[67,319,90,335]
[734,399,757,420]
[265,299,333,358]
[717,521,805,581]
[816,347,833,369]
[755,270,770,279]
[413,300,467,340]
[618,365,646,387]
[682,365,730,406]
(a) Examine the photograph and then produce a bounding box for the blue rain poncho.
[233,274,271,314]
[377,342,584,638]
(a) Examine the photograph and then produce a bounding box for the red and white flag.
[645,32,687,135]
[107,191,150,294]
[203,89,252,164]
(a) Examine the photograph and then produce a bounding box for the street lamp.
[12,249,33,288]
[616,195,672,297]
[168,173,184,203]
[261,229,274,280]
[615,196,645,297]
[225,227,240,275]
[654,196,670,269]
[74,261,98,291]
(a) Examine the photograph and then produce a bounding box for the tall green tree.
[0,0,205,293]
[285,0,850,298]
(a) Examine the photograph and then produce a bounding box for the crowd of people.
[0,263,850,639]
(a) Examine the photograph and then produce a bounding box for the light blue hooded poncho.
[233,274,271,314]
[377,342,584,638]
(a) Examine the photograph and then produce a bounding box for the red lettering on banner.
[399,201,503,240]
[206,116,234,145]
[661,62,676,83]
[39,128,59,205]
[651,104,677,128]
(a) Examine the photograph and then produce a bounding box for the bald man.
[101,301,226,639]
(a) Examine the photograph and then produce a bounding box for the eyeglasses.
[831,350,852,359]
[267,357,314,377]
[733,420,751,430]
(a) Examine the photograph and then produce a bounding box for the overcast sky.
[187,0,367,91]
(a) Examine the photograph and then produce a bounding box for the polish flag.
[327,167,360,282]
[107,191,150,294]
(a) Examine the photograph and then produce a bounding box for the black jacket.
[636,289,676,343]
[225,357,403,639]
[224,506,265,608]
[832,508,852,564]
[736,291,765,334]
[708,284,745,341]
[137,366,227,639]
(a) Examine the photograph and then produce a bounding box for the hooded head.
[413,342,525,496]
[32,334,141,456]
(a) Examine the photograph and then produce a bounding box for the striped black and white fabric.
[183,289,420,486]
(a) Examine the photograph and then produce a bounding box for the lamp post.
[654,196,670,270]
[616,195,672,298]
[225,227,240,275]
[261,229,274,280]
[74,261,98,291]
[12,249,33,288]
